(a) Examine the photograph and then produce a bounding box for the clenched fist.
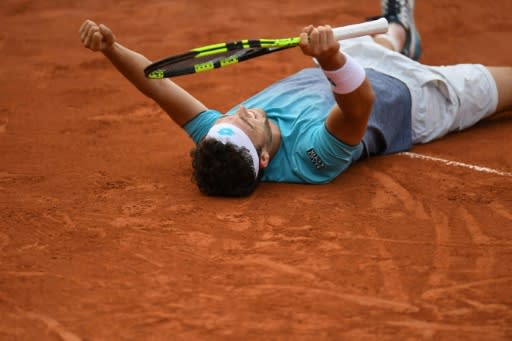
[79,20,116,52]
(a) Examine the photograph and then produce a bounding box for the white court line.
[399,152,512,177]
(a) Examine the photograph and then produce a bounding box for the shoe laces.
[383,0,407,16]
[383,0,410,26]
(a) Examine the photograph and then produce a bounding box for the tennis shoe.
[381,0,422,60]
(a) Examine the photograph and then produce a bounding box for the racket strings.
[151,46,280,77]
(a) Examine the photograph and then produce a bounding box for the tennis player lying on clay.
[79,0,512,197]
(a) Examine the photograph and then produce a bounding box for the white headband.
[206,123,259,178]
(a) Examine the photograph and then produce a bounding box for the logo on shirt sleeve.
[306,148,325,169]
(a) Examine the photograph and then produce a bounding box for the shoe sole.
[403,0,422,60]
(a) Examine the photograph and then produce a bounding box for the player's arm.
[79,20,206,127]
[299,25,375,146]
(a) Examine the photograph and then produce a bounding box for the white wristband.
[322,53,366,94]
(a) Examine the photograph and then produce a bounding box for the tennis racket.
[144,18,388,79]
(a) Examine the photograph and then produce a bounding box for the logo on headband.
[218,127,235,137]
[206,123,260,178]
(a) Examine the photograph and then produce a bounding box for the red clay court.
[1,0,511,339]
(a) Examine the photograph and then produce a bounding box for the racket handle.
[332,18,388,41]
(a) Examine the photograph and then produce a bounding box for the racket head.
[144,38,300,79]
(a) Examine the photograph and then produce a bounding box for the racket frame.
[144,18,388,79]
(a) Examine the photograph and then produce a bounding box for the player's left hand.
[299,25,344,70]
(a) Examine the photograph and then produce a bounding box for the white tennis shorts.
[339,36,499,143]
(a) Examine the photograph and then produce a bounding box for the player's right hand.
[79,20,116,52]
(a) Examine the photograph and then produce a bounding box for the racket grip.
[332,18,388,41]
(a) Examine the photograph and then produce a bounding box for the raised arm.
[79,20,207,126]
[299,25,375,146]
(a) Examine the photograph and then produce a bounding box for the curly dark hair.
[190,138,263,197]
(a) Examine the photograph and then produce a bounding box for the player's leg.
[373,23,406,52]
[486,66,512,114]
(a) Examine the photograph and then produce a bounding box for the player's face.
[216,106,273,151]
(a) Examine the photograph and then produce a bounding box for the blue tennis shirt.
[184,67,411,184]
